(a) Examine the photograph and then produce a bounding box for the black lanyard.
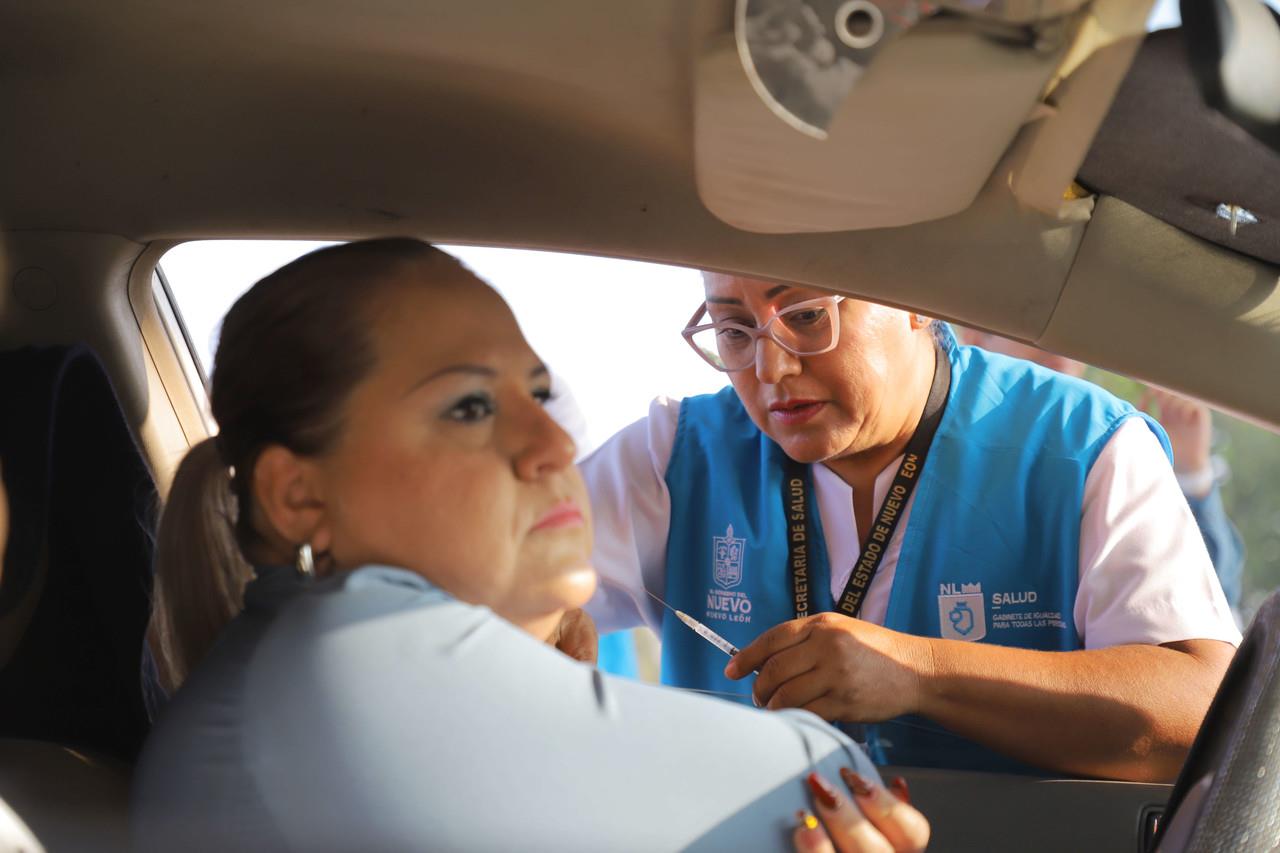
[783,342,951,620]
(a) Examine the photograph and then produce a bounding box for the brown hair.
[150,238,468,692]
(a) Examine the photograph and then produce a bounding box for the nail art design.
[795,809,820,831]
[806,772,840,810]
[889,775,911,804]
[839,767,874,798]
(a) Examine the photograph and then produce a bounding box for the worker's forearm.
[912,639,1233,782]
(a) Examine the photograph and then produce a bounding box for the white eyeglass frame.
[681,295,846,372]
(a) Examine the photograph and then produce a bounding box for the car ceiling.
[1,0,1278,429]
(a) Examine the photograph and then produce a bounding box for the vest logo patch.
[938,582,987,641]
[712,524,746,590]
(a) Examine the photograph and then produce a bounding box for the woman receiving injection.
[133,239,927,852]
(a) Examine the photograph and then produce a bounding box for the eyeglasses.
[681,295,846,372]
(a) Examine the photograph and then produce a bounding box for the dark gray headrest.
[1078,26,1280,265]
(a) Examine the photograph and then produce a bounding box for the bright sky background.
[1149,0,1280,26]
[161,0,1249,452]
[1148,0,1179,28]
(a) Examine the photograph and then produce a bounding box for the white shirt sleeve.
[579,397,681,633]
[1075,418,1242,649]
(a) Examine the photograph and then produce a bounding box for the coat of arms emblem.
[713,523,746,589]
[937,582,987,642]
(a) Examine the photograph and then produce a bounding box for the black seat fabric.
[0,346,158,763]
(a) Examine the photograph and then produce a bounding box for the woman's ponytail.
[149,437,253,693]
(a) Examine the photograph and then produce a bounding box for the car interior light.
[1216,203,1259,236]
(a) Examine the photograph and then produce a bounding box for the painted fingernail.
[795,809,819,831]
[806,772,840,810]
[839,767,874,798]
[889,776,911,804]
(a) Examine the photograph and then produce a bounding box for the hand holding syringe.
[648,589,874,744]
[643,590,874,747]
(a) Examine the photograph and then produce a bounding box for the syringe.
[644,588,741,659]
[674,609,741,658]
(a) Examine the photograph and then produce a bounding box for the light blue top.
[660,336,1170,773]
[132,565,877,852]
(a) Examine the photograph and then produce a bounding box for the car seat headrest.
[1078,26,1280,266]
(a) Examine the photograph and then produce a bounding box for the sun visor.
[1078,26,1280,266]
[694,0,1152,234]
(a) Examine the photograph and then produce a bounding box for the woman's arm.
[135,568,887,852]
[728,615,1233,782]
[265,577,883,851]
[912,634,1233,781]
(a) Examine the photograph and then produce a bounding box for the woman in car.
[133,239,927,852]
[578,272,1241,781]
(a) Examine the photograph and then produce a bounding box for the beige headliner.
[2,0,1278,437]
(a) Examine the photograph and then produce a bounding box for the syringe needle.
[642,586,679,616]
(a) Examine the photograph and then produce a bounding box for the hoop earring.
[295,542,315,578]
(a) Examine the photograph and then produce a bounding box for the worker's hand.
[1140,387,1212,483]
[794,770,929,853]
[546,608,598,664]
[725,613,930,722]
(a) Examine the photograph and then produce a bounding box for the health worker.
[579,273,1240,781]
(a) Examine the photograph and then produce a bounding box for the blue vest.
[660,340,1170,773]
